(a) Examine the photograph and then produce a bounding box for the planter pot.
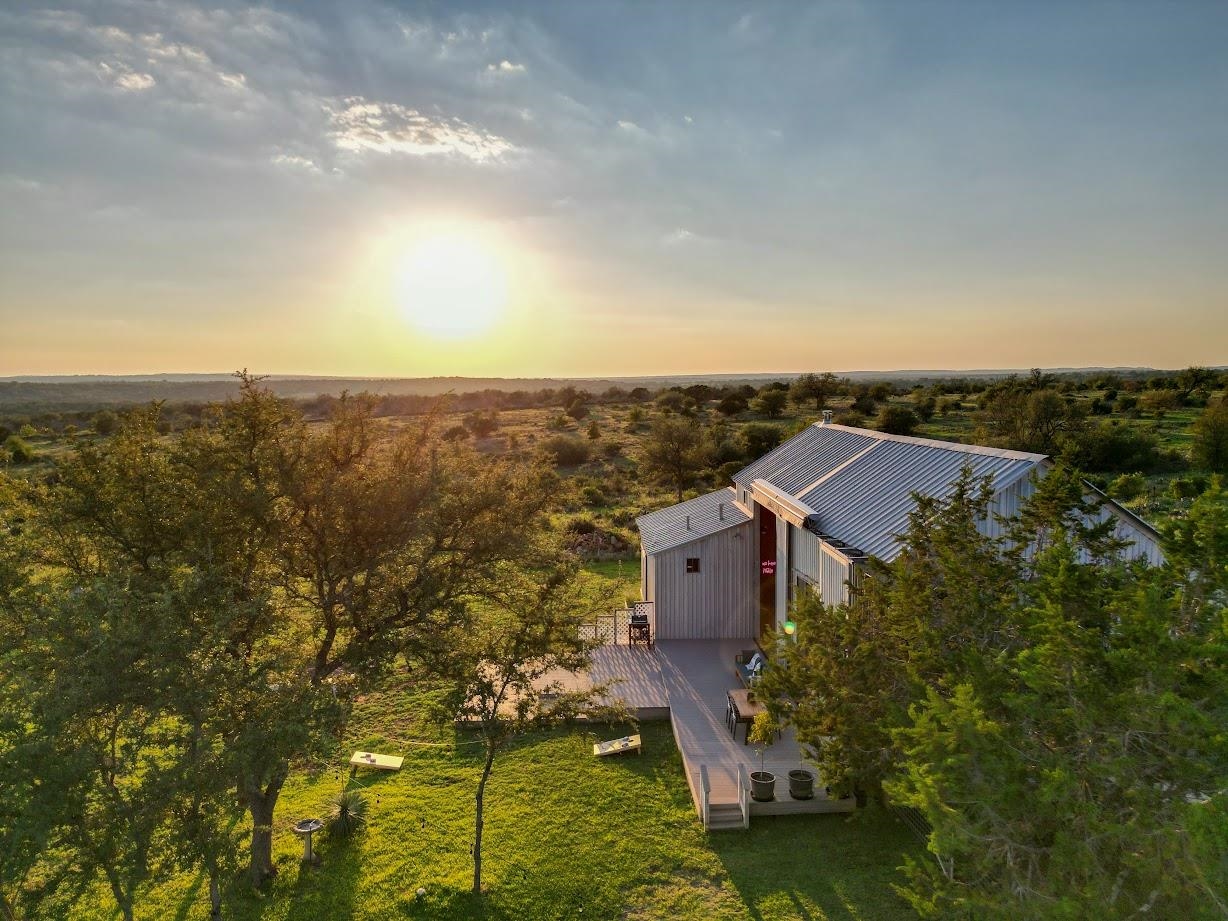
[750,770,776,802]
[787,769,815,800]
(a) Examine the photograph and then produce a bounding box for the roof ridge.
[813,423,1048,463]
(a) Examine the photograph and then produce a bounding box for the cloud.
[487,59,525,74]
[270,153,319,171]
[326,96,518,162]
[97,61,155,91]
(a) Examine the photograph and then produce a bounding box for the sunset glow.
[394,230,508,339]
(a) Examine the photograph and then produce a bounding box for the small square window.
[686,557,700,574]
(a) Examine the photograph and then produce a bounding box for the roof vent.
[718,502,725,521]
[685,514,691,530]
[821,410,833,425]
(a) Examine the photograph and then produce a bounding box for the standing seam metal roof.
[635,487,751,554]
[730,424,1046,561]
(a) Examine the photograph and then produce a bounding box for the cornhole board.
[593,734,641,757]
[349,751,404,775]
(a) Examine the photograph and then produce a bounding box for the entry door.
[758,507,777,640]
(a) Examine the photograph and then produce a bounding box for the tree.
[876,406,917,436]
[717,393,748,417]
[789,372,838,410]
[640,416,708,501]
[751,388,788,419]
[440,561,612,895]
[741,422,784,460]
[760,468,1228,918]
[979,387,1083,454]
[22,377,554,896]
[1174,366,1217,403]
[1193,398,1228,473]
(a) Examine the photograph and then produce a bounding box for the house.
[637,418,1164,643]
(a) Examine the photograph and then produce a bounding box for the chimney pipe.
[719,502,725,521]
[685,514,691,530]
[822,409,833,425]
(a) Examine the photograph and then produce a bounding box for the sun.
[394,230,508,338]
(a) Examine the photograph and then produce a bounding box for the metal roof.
[636,487,751,554]
[733,423,1046,561]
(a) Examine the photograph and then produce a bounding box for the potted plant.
[788,766,815,800]
[747,711,779,802]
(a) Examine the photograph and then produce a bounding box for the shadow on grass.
[710,806,920,921]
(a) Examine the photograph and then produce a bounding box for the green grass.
[60,681,921,921]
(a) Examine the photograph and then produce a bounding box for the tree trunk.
[209,871,223,920]
[244,767,287,887]
[472,741,497,895]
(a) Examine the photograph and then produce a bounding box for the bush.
[751,389,789,419]
[587,420,600,440]
[580,485,608,507]
[718,394,748,416]
[1064,422,1164,474]
[442,425,470,442]
[565,516,597,535]
[92,410,120,436]
[834,410,866,428]
[540,436,591,467]
[876,406,917,436]
[4,435,35,464]
[326,789,368,839]
[1107,472,1147,502]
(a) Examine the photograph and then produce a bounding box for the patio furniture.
[349,751,404,777]
[727,688,766,745]
[735,649,765,687]
[593,734,642,757]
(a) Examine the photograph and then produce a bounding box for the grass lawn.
[61,681,921,921]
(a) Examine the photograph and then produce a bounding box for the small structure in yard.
[349,751,403,776]
[593,734,641,757]
[292,818,323,865]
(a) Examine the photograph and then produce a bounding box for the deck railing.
[736,763,752,829]
[578,601,655,646]
[699,764,711,829]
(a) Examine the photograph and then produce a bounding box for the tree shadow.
[710,807,921,921]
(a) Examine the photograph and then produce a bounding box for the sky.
[2,0,1227,377]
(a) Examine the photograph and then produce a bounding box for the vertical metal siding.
[652,521,758,639]
[792,526,822,584]
[819,543,852,607]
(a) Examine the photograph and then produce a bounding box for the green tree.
[92,409,120,435]
[3,436,34,464]
[741,422,784,460]
[789,372,838,410]
[440,561,611,895]
[640,416,708,501]
[751,388,788,419]
[876,406,917,436]
[1192,398,1228,473]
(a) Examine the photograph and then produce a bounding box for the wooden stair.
[706,802,745,831]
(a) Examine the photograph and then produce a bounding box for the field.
[61,673,922,921]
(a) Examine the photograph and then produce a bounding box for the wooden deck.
[547,638,855,829]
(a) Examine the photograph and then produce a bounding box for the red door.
[759,507,777,641]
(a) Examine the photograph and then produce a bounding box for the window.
[686,557,700,574]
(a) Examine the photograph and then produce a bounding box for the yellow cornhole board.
[349,751,404,772]
[593,734,641,757]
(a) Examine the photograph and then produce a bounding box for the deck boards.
[548,639,854,821]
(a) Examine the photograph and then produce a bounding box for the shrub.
[834,411,866,428]
[586,420,600,440]
[1107,472,1147,502]
[540,436,591,467]
[580,485,607,507]
[565,516,597,535]
[1064,422,1164,474]
[442,425,470,442]
[92,410,120,436]
[876,406,917,436]
[751,389,788,419]
[718,394,748,416]
[5,436,35,464]
[601,441,621,459]
[326,789,368,839]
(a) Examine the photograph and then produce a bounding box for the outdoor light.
[783,619,796,636]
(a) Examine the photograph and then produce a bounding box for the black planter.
[787,769,814,800]
[750,770,776,802]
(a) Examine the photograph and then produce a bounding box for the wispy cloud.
[487,59,525,75]
[326,97,518,162]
